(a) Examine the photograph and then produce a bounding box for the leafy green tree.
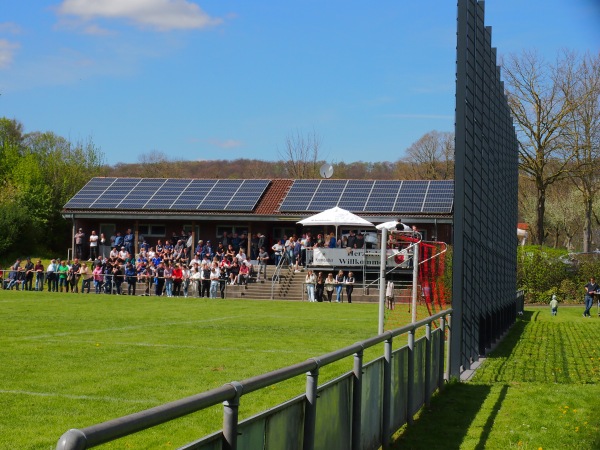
[517,245,571,303]
[0,119,105,255]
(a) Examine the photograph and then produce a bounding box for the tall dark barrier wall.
[451,0,519,376]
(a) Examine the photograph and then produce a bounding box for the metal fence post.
[424,322,432,407]
[382,336,393,448]
[438,316,446,391]
[351,349,363,450]
[406,329,415,425]
[445,314,452,382]
[222,381,243,450]
[303,366,319,450]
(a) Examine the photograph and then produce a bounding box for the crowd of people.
[1,228,373,300]
[304,269,356,303]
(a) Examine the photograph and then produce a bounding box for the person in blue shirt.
[328,232,337,248]
[583,277,599,317]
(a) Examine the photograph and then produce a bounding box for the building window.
[217,225,248,238]
[139,224,166,237]
[272,227,297,241]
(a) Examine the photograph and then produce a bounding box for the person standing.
[155,262,165,297]
[305,270,316,302]
[93,263,104,294]
[550,294,558,316]
[89,230,99,261]
[79,263,92,294]
[328,232,337,249]
[124,228,134,256]
[125,262,137,296]
[163,262,173,297]
[70,259,81,293]
[99,233,108,258]
[75,228,86,259]
[172,263,183,297]
[583,277,599,317]
[271,240,283,267]
[34,259,45,291]
[345,271,355,303]
[209,263,220,298]
[257,246,269,280]
[23,257,34,291]
[57,260,69,292]
[335,270,345,302]
[315,272,325,302]
[325,273,335,302]
[386,280,395,310]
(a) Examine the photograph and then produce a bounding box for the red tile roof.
[254,179,294,215]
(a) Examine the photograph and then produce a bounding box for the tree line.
[0,118,104,256]
[0,118,453,258]
[504,51,600,250]
[2,49,596,258]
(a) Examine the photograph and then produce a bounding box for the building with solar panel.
[62,177,454,300]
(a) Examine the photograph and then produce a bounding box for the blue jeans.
[584,295,594,316]
[306,284,315,302]
[336,285,343,302]
[210,280,219,298]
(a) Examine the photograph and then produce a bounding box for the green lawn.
[392,306,600,450]
[1,290,392,449]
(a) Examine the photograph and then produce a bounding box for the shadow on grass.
[391,382,509,449]
[391,312,531,449]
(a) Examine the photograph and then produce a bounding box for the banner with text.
[309,248,412,268]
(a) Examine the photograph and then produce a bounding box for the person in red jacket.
[172,263,183,297]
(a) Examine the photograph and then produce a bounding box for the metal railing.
[56,309,453,450]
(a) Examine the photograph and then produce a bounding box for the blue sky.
[0,1,598,165]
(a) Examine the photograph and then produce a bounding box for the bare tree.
[402,130,454,179]
[545,181,584,250]
[137,150,175,178]
[564,52,600,252]
[502,50,581,245]
[278,129,321,179]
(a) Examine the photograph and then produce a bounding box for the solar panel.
[170,179,215,210]
[338,180,373,211]
[225,180,270,211]
[144,179,189,209]
[422,180,454,213]
[279,180,320,211]
[65,178,270,212]
[306,180,346,211]
[279,179,454,214]
[65,177,453,214]
[91,178,139,209]
[393,181,428,213]
[363,181,399,212]
[118,179,165,209]
[63,178,117,209]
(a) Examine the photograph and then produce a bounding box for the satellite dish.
[320,163,334,179]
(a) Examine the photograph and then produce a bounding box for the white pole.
[378,227,387,334]
[411,239,419,323]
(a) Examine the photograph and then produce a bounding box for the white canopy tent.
[297,206,375,237]
[375,220,412,232]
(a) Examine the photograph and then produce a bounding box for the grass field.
[392,306,600,450]
[1,289,418,449]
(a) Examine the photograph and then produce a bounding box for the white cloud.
[0,39,20,69]
[0,22,23,34]
[57,0,223,32]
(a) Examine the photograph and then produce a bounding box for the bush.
[516,246,600,304]
[517,246,571,303]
